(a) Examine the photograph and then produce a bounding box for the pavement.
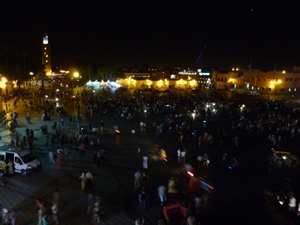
[1,88,299,225]
[0,97,135,224]
[0,93,196,225]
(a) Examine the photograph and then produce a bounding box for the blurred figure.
[168,177,178,195]
[55,155,62,169]
[139,190,147,210]
[79,172,86,191]
[202,153,209,168]
[158,185,167,205]
[288,193,296,211]
[143,155,148,169]
[134,171,142,189]
[135,216,144,225]
[87,193,95,214]
[9,209,16,225]
[85,171,93,190]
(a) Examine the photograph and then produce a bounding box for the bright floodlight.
[74,72,79,78]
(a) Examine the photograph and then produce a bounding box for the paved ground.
[0,88,300,225]
[0,95,137,224]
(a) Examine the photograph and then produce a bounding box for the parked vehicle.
[0,148,41,176]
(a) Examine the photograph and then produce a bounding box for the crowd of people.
[2,86,300,224]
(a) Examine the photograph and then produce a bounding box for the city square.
[1,2,300,225]
[0,84,300,225]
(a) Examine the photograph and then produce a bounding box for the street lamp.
[74,72,79,78]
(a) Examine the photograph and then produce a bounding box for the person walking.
[93,196,101,224]
[79,172,86,191]
[51,200,59,224]
[134,171,142,189]
[87,193,95,214]
[85,171,93,190]
[143,155,148,169]
[158,185,167,205]
[42,213,48,225]
[141,172,148,187]
[9,209,16,225]
[80,143,85,157]
[96,151,102,165]
[289,193,296,211]
[49,151,55,164]
[203,153,209,168]
[180,150,186,163]
[7,160,14,175]
[55,155,62,169]
[177,149,181,163]
[139,190,147,211]
[135,216,145,225]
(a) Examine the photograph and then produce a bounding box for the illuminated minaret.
[42,34,52,75]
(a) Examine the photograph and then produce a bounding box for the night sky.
[1,1,300,70]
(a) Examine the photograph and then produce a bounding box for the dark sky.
[1,0,300,70]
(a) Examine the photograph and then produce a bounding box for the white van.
[0,148,41,176]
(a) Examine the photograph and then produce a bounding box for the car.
[273,150,298,168]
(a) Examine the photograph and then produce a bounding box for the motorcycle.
[159,149,168,163]
[113,125,120,133]
[155,144,167,163]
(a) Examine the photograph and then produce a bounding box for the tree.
[96,63,116,81]
[86,63,95,81]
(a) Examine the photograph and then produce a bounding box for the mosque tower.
[41,34,52,75]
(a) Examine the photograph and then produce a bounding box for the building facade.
[212,68,300,93]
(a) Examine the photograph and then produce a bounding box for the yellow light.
[282,70,286,74]
[74,72,79,78]
[2,77,7,82]
[269,80,275,89]
[158,80,163,87]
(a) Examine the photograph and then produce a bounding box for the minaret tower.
[42,34,52,75]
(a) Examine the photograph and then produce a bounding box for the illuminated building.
[42,34,52,76]
[212,67,300,93]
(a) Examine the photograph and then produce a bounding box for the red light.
[187,171,194,177]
